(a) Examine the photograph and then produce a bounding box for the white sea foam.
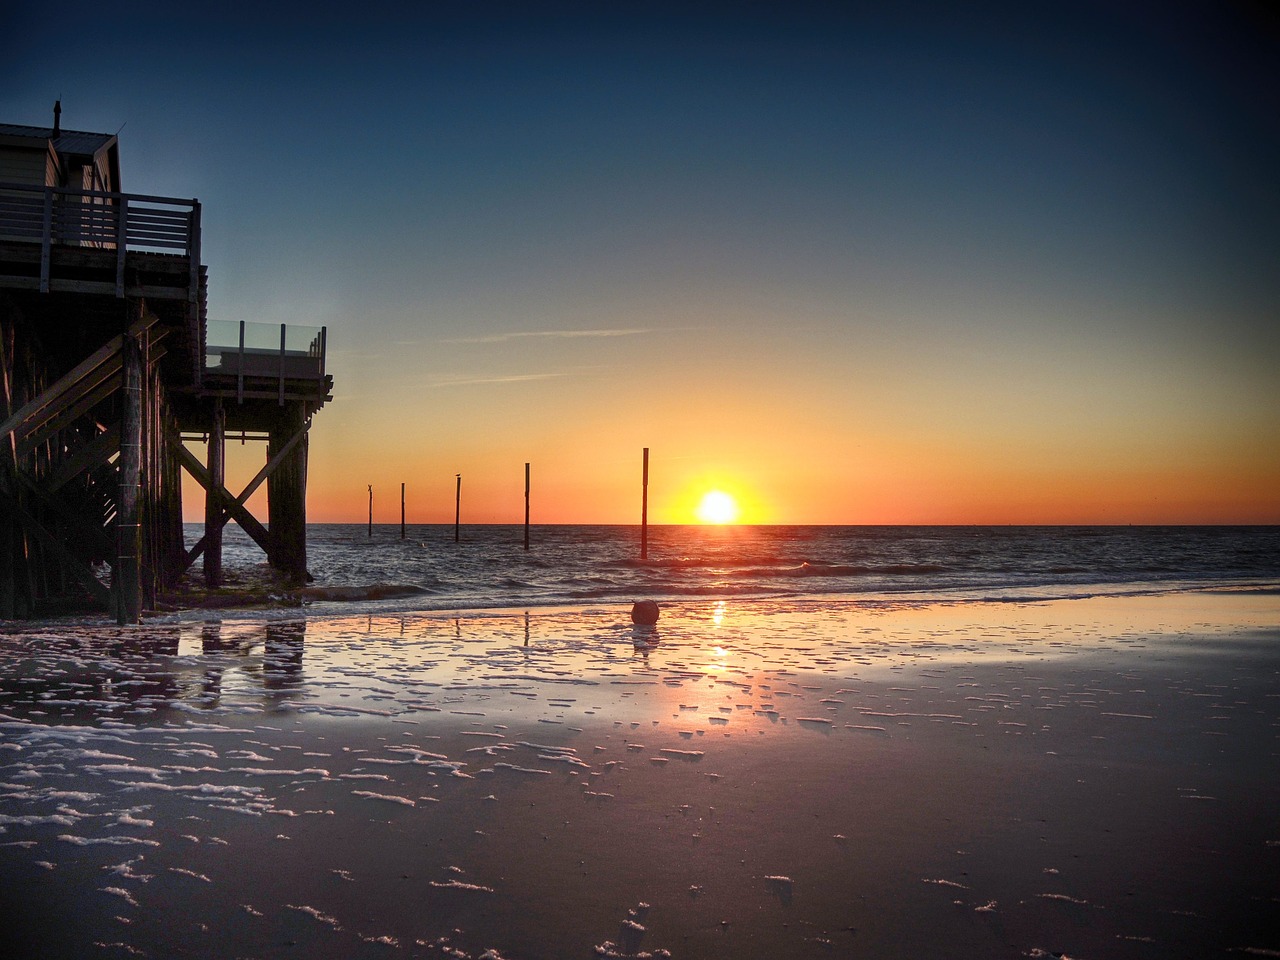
[286,903,341,926]
[105,859,153,882]
[169,867,212,882]
[1037,892,1093,905]
[487,763,552,776]
[537,753,591,768]
[0,812,78,827]
[351,790,416,806]
[658,749,703,759]
[59,834,160,847]
[100,886,141,907]
[429,879,495,892]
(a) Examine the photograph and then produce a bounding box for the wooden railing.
[0,181,201,299]
[205,320,328,404]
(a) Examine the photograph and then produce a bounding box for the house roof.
[0,123,117,158]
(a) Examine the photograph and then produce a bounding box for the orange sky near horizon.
[185,394,1280,526]
[18,3,1270,528]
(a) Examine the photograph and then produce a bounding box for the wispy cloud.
[430,373,567,388]
[443,328,652,345]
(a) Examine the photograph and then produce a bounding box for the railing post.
[237,320,245,404]
[39,187,53,293]
[188,200,201,305]
[278,323,287,406]
[319,326,327,377]
[115,195,128,297]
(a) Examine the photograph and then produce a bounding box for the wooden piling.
[368,484,373,538]
[524,462,530,551]
[203,398,225,587]
[401,482,406,540]
[641,447,649,561]
[0,320,18,618]
[266,403,309,583]
[454,474,461,543]
[115,323,143,624]
[160,410,186,589]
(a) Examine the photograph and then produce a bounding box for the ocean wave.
[186,523,1280,619]
[298,583,431,602]
[782,561,952,578]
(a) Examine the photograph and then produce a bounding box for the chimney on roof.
[52,100,61,138]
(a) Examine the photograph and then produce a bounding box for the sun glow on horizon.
[695,490,741,525]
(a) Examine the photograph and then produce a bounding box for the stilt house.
[0,103,332,621]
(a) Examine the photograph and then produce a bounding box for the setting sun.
[695,490,741,524]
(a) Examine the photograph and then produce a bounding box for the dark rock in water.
[631,599,660,625]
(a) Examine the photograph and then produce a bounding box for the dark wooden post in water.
[640,446,649,561]
[0,323,18,619]
[524,462,530,551]
[266,403,309,583]
[454,474,461,543]
[400,482,406,540]
[115,321,144,624]
[203,399,225,587]
[367,485,373,537]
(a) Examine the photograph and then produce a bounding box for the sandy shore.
[2,590,1278,959]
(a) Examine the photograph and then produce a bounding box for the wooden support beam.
[0,317,22,618]
[236,422,306,508]
[185,425,309,572]
[182,533,208,572]
[115,325,143,624]
[172,441,271,555]
[267,403,308,581]
[18,342,167,456]
[176,418,307,575]
[0,309,159,445]
[0,491,111,607]
[15,371,121,458]
[160,412,187,588]
[203,400,224,587]
[115,197,128,298]
[1,348,120,445]
[10,469,114,559]
[46,426,121,492]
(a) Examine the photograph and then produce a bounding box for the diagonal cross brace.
[0,490,112,607]
[0,309,159,446]
[172,422,309,569]
[173,442,271,561]
[47,426,121,493]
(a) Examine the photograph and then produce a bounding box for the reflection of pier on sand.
[0,620,309,719]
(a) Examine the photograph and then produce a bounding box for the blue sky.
[4,1,1277,522]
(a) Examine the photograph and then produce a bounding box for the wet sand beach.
[2,591,1278,959]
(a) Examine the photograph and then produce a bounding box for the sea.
[201,524,1280,619]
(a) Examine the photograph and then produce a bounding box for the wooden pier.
[1,109,332,621]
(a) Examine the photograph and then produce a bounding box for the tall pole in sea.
[367,485,373,538]
[524,462,531,551]
[641,447,649,560]
[454,474,461,543]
